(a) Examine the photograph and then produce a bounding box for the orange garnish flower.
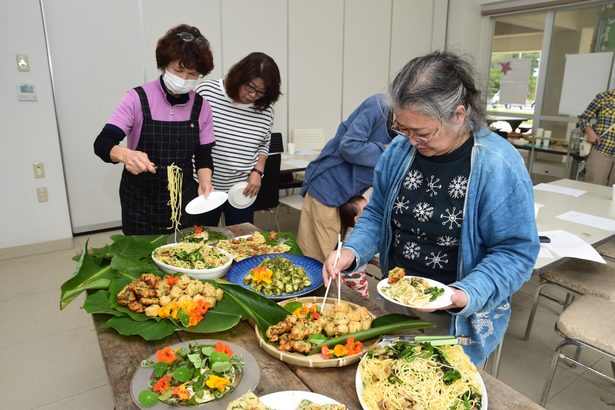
[251,267,273,284]
[344,336,363,355]
[156,346,177,364]
[153,375,171,393]
[194,225,204,233]
[321,336,362,359]
[172,383,190,400]
[215,341,233,356]
[205,375,230,392]
[164,275,180,286]
[321,345,332,359]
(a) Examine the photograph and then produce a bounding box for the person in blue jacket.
[298,94,394,262]
[323,51,539,364]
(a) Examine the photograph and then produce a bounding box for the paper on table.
[533,183,586,197]
[283,159,310,168]
[539,230,605,264]
[556,210,615,231]
[538,245,554,259]
[295,148,319,156]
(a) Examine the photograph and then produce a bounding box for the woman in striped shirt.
[195,52,281,225]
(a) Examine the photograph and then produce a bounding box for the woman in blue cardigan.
[323,51,539,364]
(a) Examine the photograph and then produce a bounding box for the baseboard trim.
[0,238,74,261]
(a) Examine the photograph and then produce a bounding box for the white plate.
[260,391,342,409]
[185,191,228,214]
[355,350,488,410]
[511,138,529,146]
[376,276,454,309]
[227,182,256,209]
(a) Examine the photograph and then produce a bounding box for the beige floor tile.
[0,248,79,302]
[72,229,122,251]
[0,291,90,348]
[0,325,108,410]
[545,370,615,409]
[33,384,114,410]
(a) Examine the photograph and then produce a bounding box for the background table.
[533,179,615,272]
[93,223,543,409]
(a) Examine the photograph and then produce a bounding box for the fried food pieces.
[387,266,405,284]
[116,273,223,317]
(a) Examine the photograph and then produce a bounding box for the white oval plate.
[227,182,256,209]
[185,191,228,214]
[355,353,488,410]
[376,276,454,309]
[260,391,342,409]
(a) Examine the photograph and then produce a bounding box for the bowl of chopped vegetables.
[152,242,234,279]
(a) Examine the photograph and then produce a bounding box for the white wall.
[2,0,475,253]
[0,0,72,249]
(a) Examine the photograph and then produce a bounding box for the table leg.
[528,147,535,175]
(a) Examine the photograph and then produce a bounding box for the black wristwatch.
[251,167,264,178]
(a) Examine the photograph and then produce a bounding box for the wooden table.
[93,223,543,410]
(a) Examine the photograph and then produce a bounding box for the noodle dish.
[152,242,233,279]
[356,341,485,410]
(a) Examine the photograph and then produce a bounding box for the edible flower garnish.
[321,336,363,359]
[250,266,273,284]
[157,298,212,327]
[153,375,171,393]
[173,383,191,400]
[194,225,204,233]
[156,346,177,364]
[215,341,233,356]
[292,304,320,320]
[205,375,231,392]
[163,275,180,286]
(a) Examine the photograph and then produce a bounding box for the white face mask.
[163,71,197,94]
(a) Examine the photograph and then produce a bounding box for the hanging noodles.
[167,164,183,236]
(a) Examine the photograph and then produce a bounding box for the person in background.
[577,89,615,185]
[195,52,281,226]
[339,195,370,298]
[94,24,215,235]
[323,51,539,364]
[297,94,395,262]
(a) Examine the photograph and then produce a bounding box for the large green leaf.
[92,235,166,261]
[83,290,124,317]
[111,254,161,278]
[180,311,242,334]
[60,241,115,310]
[104,316,177,341]
[215,281,288,331]
[308,314,435,355]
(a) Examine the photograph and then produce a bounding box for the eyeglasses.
[391,120,439,144]
[245,82,266,98]
[177,32,205,46]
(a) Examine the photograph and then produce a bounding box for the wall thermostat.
[17,83,37,101]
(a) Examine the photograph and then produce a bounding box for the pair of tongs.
[380,335,471,346]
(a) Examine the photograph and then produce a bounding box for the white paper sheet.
[538,245,554,259]
[283,159,310,169]
[556,210,615,231]
[295,149,319,156]
[533,183,586,197]
[534,203,544,219]
[538,230,606,263]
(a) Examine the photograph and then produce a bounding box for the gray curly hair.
[388,51,486,133]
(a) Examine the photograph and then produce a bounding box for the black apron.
[119,86,201,235]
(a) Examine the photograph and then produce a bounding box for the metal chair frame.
[523,279,579,340]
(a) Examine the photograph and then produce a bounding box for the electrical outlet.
[33,162,45,178]
[37,187,48,203]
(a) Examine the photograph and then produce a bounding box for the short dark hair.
[156,24,214,76]
[339,195,366,229]
[225,52,281,111]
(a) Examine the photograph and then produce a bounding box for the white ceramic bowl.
[151,243,234,279]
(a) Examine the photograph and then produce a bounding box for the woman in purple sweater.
[94,24,215,235]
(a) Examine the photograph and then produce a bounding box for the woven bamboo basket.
[255,296,379,368]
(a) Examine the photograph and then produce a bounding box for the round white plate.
[185,191,228,215]
[227,182,256,209]
[260,391,342,409]
[376,276,454,309]
[355,353,488,410]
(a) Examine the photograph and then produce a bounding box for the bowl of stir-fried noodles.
[152,242,233,279]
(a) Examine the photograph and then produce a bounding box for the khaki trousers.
[297,193,341,263]
[585,147,615,186]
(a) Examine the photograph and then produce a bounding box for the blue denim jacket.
[343,128,539,363]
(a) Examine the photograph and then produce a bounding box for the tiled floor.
[2,204,614,409]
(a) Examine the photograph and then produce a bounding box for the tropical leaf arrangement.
[60,233,433,345]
